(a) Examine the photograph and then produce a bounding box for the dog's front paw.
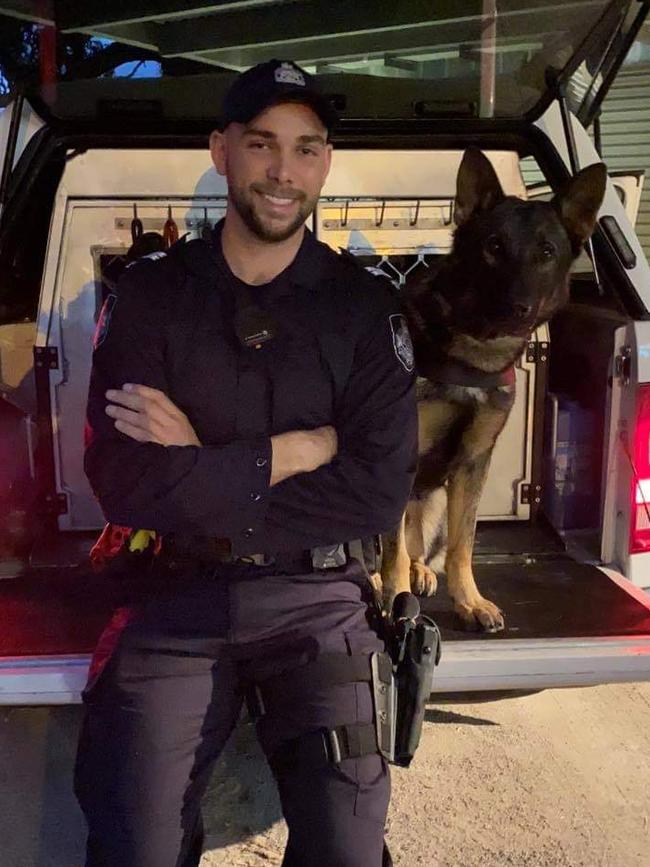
[454,596,504,632]
[410,560,438,596]
[369,572,397,617]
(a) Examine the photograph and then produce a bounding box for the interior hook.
[130,202,143,243]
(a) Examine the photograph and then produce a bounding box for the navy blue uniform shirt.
[84,223,417,555]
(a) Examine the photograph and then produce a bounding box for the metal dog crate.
[36,148,543,533]
[316,149,547,522]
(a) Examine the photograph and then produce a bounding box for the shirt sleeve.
[84,259,273,539]
[262,277,418,550]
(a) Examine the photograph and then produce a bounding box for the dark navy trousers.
[74,563,390,867]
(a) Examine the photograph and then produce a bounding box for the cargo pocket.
[342,629,391,824]
[336,752,391,824]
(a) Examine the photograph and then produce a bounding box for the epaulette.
[337,247,378,277]
[125,250,167,269]
[337,247,363,269]
[337,247,401,294]
[125,233,194,269]
[125,234,214,283]
[120,237,186,295]
[165,235,216,279]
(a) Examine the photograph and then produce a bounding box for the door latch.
[615,346,632,386]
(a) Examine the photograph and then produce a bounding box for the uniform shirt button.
[250,492,262,502]
[256,457,267,468]
[243,528,254,538]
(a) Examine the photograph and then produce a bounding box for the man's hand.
[105,384,201,447]
[270,426,338,486]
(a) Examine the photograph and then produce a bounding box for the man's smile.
[261,192,298,208]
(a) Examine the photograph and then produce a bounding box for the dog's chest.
[416,377,515,410]
[415,380,516,474]
[447,332,526,372]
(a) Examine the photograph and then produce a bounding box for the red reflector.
[630,385,650,553]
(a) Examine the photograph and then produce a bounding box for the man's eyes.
[247,141,319,156]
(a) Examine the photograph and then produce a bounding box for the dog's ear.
[553,162,607,254]
[454,147,505,227]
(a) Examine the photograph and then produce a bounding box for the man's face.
[210,101,332,243]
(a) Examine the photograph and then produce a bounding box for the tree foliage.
[0,16,106,96]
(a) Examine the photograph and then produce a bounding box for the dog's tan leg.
[445,407,507,632]
[405,499,438,596]
[379,514,411,613]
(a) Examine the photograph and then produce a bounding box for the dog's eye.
[485,235,503,257]
[540,242,556,259]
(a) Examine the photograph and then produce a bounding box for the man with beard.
[76,60,417,867]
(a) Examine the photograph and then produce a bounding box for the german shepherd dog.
[377,148,607,632]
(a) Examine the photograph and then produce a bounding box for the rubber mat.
[2,557,650,658]
[0,568,121,657]
[422,558,650,641]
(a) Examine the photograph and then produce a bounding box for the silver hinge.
[520,483,542,505]
[615,346,632,386]
[43,492,68,515]
[34,345,59,370]
[526,340,549,364]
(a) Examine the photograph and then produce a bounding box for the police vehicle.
[1,0,650,703]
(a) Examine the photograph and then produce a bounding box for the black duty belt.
[159,534,382,575]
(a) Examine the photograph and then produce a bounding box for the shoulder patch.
[389,313,415,372]
[93,294,117,349]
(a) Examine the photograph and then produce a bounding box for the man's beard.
[229,181,317,243]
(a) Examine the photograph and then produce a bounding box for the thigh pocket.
[337,752,391,824]
[341,630,391,823]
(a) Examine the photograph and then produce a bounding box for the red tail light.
[630,385,650,553]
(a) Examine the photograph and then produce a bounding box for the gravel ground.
[199,682,650,867]
[2,682,650,866]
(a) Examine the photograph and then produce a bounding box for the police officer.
[75,60,417,867]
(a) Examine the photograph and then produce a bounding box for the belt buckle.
[325,728,343,764]
[236,553,274,566]
[311,544,347,570]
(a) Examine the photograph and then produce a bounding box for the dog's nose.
[513,303,533,319]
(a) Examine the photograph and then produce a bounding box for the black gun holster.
[371,614,442,768]
[242,595,440,774]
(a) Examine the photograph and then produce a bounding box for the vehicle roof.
[1,0,648,126]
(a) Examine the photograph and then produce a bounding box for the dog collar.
[424,360,516,390]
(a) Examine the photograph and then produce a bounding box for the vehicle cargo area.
[426,522,650,641]
[2,522,650,665]
[1,131,650,698]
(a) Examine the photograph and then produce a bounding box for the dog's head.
[443,147,607,338]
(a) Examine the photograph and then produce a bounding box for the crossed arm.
[104,383,338,486]
[85,264,416,547]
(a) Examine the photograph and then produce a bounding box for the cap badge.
[275,62,305,87]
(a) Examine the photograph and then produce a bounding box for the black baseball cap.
[220,59,338,136]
